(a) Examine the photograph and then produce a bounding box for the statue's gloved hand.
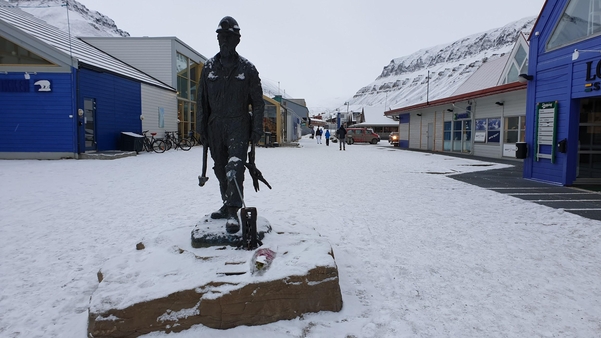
[251,130,263,144]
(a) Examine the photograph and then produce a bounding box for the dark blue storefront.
[524,0,601,185]
[0,68,142,158]
[0,72,75,155]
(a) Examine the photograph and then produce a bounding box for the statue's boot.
[225,207,240,234]
[211,205,228,219]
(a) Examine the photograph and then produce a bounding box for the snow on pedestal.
[87,220,343,337]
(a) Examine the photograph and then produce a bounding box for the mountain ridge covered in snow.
[346,17,536,113]
[6,0,130,37]
[5,0,535,121]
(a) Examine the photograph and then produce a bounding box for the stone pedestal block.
[87,222,342,337]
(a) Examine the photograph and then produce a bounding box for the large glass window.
[504,116,526,144]
[176,53,200,138]
[176,53,189,99]
[190,62,199,101]
[0,36,53,65]
[503,43,529,84]
[443,121,451,151]
[578,98,601,179]
[264,102,277,133]
[547,0,601,50]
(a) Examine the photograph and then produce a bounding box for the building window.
[547,0,601,50]
[176,53,200,138]
[176,53,189,99]
[503,44,529,84]
[474,118,501,143]
[443,121,451,151]
[0,36,53,65]
[487,118,501,143]
[264,102,277,133]
[504,116,526,144]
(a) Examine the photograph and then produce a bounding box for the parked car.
[345,127,380,144]
[388,131,399,146]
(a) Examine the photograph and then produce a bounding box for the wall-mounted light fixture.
[518,74,533,83]
[495,101,504,106]
[416,113,422,116]
[446,109,454,112]
[572,49,601,61]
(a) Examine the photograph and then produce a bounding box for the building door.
[452,120,472,153]
[427,123,434,151]
[578,98,601,181]
[84,98,96,151]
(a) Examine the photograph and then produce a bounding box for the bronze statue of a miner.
[196,16,265,234]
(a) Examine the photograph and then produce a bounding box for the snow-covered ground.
[1,136,601,337]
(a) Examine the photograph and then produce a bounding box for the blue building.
[524,0,601,185]
[0,5,176,159]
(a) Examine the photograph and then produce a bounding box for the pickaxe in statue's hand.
[245,143,271,192]
[198,144,209,187]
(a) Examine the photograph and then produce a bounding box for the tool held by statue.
[245,143,271,192]
[231,172,260,250]
[198,144,209,187]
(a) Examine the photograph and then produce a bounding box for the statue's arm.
[196,67,210,144]
[249,65,265,144]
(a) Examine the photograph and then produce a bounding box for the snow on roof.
[0,4,174,91]
[452,54,509,96]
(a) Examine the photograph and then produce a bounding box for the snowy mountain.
[343,17,536,118]
[6,0,129,37]
[4,0,535,122]
[4,0,295,101]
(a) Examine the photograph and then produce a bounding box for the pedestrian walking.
[324,129,331,146]
[316,128,322,144]
[336,125,347,151]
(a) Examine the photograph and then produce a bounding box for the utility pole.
[426,70,430,105]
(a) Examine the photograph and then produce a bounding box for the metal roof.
[452,55,509,96]
[0,3,174,91]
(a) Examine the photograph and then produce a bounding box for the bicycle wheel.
[165,139,174,151]
[179,139,192,151]
[143,139,151,152]
[152,139,166,153]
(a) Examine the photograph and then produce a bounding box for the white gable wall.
[141,83,178,137]
[81,37,174,85]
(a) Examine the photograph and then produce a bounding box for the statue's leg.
[208,122,229,219]
[222,118,251,233]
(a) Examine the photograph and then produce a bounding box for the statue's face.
[217,32,239,57]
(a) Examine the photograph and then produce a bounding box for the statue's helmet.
[216,16,240,36]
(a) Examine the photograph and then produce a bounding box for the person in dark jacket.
[196,16,265,234]
[336,125,347,150]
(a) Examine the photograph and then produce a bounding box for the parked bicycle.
[164,131,192,151]
[187,130,202,146]
[140,130,166,153]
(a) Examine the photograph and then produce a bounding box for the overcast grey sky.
[76,0,546,112]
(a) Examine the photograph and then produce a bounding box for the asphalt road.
[389,146,601,222]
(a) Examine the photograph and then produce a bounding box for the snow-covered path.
[1,136,600,337]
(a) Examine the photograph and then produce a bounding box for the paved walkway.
[398,148,601,222]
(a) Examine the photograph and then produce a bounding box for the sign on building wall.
[158,107,165,128]
[0,79,29,92]
[535,101,558,163]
